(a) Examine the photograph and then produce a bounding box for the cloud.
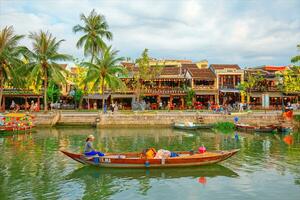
[0,0,299,67]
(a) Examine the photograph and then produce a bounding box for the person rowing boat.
[84,135,104,157]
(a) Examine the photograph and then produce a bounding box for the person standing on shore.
[84,135,104,157]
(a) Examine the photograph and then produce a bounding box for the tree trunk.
[101,78,105,113]
[78,84,87,109]
[79,97,83,109]
[44,70,48,111]
[0,72,3,112]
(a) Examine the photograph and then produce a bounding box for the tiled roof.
[181,63,198,70]
[182,64,215,80]
[184,64,215,80]
[263,66,287,71]
[164,59,193,64]
[210,64,240,70]
[161,67,181,76]
[121,62,135,68]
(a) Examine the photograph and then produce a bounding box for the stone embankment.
[33,111,297,128]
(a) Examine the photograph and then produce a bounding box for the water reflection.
[66,165,238,199]
[0,127,300,200]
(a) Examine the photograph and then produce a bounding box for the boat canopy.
[5,113,27,118]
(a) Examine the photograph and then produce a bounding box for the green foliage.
[133,49,163,99]
[26,30,71,111]
[238,72,264,103]
[73,9,112,62]
[276,67,300,93]
[47,81,60,103]
[73,89,83,104]
[82,46,125,112]
[291,44,300,64]
[213,122,235,134]
[185,88,195,107]
[0,26,28,107]
[294,114,300,122]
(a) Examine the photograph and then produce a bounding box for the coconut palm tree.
[0,26,27,110]
[26,30,71,111]
[73,9,113,63]
[82,46,125,112]
[291,44,300,64]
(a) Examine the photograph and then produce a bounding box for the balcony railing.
[219,85,236,89]
[193,85,216,90]
[215,69,244,74]
[251,86,279,92]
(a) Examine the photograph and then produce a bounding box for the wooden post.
[2,96,5,111]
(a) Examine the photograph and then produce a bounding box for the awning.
[195,90,217,95]
[220,89,240,93]
[111,94,136,99]
[83,94,109,99]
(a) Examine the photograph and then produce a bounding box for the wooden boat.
[172,122,213,130]
[255,125,276,133]
[60,149,239,168]
[235,123,276,133]
[277,126,293,133]
[235,123,256,132]
[0,113,35,133]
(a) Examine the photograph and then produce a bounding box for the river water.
[0,127,299,200]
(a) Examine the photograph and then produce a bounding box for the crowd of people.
[10,100,40,112]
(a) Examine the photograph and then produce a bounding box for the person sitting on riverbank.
[84,135,104,157]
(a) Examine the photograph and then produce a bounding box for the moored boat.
[60,149,239,168]
[235,123,276,133]
[235,123,256,132]
[0,113,35,133]
[277,126,293,133]
[254,125,276,133]
[172,122,213,130]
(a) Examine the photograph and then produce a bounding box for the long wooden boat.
[235,123,256,132]
[235,123,276,133]
[60,149,239,168]
[172,122,213,130]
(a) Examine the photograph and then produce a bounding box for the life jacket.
[145,148,156,159]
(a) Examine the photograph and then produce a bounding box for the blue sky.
[0,0,299,67]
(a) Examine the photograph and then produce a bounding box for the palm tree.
[73,9,113,63]
[26,30,71,111]
[0,26,27,110]
[291,44,300,64]
[82,46,125,112]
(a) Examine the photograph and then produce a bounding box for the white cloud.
[0,0,299,67]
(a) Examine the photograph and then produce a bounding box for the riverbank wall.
[33,111,298,128]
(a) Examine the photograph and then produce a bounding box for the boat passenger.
[84,135,104,157]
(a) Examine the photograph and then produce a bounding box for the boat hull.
[235,124,276,133]
[0,125,35,132]
[60,149,239,168]
[172,123,213,130]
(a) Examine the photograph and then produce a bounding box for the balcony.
[193,85,216,90]
[215,69,244,74]
[251,86,279,92]
[219,84,236,89]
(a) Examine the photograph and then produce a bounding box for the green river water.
[0,127,300,200]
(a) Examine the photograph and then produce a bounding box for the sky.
[0,0,300,67]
